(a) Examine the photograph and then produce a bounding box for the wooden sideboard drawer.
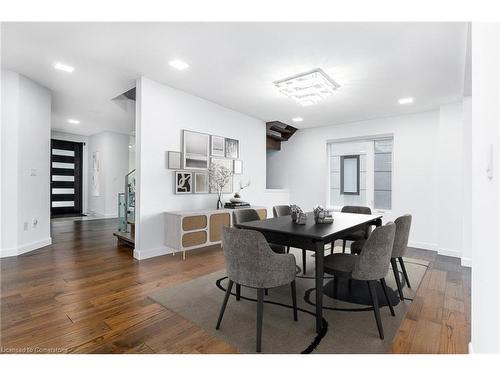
[182,231,207,247]
[182,215,207,231]
[209,212,231,242]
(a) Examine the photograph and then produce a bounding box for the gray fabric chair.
[272,205,309,275]
[232,209,286,254]
[216,226,297,352]
[335,206,372,253]
[352,214,412,301]
[323,222,396,339]
[390,214,412,300]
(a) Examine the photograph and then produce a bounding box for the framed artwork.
[210,157,233,194]
[225,138,239,159]
[175,171,192,194]
[182,130,209,170]
[91,151,100,196]
[233,159,243,174]
[210,135,225,157]
[194,172,209,194]
[167,151,181,169]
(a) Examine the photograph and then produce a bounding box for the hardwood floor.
[0,218,470,354]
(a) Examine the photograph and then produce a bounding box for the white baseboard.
[438,247,462,259]
[133,245,173,260]
[408,241,438,251]
[0,237,52,258]
[461,257,472,268]
[468,342,473,354]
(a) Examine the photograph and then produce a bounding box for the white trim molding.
[0,237,52,258]
[408,241,438,252]
[461,257,472,268]
[133,245,173,260]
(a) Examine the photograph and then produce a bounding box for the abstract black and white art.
[210,135,225,157]
[225,138,239,159]
[183,130,209,170]
[175,171,192,194]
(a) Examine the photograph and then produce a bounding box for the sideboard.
[165,206,267,259]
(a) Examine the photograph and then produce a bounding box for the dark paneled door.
[50,139,83,216]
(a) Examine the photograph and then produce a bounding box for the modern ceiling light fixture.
[53,62,75,73]
[67,118,80,124]
[292,117,304,122]
[169,59,189,71]
[398,97,414,104]
[274,68,340,106]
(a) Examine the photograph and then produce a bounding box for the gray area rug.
[150,248,428,354]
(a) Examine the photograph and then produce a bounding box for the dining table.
[235,211,383,333]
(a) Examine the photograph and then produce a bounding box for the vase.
[217,196,223,210]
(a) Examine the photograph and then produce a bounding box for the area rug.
[149,248,428,354]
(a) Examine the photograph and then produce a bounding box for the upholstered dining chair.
[351,214,412,301]
[335,205,372,253]
[272,205,309,275]
[216,226,298,352]
[232,208,287,298]
[389,214,412,301]
[323,222,396,339]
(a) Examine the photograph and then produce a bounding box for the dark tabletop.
[236,212,382,241]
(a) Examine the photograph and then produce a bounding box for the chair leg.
[291,280,298,321]
[216,279,234,329]
[391,258,404,301]
[367,280,384,340]
[302,249,307,275]
[265,288,268,296]
[380,278,395,316]
[398,257,412,289]
[236,283,241,301]
[342,240,346,253]
[331,240,335,255]
[256,288,264,352]
[286,246,290,254]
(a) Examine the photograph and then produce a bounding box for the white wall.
[471,22,500,353]
[135,77,289,260]
[50,131,89,214]
[267,107,468,260]
[87,131,130,217]
[1,70,51,257]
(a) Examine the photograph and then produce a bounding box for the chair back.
[273,205,291,218]
[392,214,412,258]
[352,222,396,281]
[341,206,372,238]
[221,226,295,288]
[232,208,260,226]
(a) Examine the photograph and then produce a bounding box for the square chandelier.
[274,68,340,106]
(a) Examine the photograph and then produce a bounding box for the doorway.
[50,139,84,217]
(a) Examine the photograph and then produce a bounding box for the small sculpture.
[290,204,303,221]
[313,205,334,224]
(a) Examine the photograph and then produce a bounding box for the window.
[340,155,360,195]
[328,137,393,211]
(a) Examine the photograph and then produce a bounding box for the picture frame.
[182,130,210,170]
[225,138,239,159]
[194,172,209,194]
[210,135,225,157]
[233,159,243,174]
[167,151,181,169]
[210,157,233,194]
[175,171,192,194]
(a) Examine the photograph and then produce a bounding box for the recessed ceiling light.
[398,97,414,105]
[274,68,340,106]
[54,62,75,73]
[67,119,80,124]
[169,59,189,71]
[292,117,303,122]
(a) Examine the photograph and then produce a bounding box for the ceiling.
[1,22,469,135]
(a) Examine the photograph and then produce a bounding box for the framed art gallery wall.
[134,76,290,259]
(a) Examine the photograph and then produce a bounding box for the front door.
[50,139,83,217]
